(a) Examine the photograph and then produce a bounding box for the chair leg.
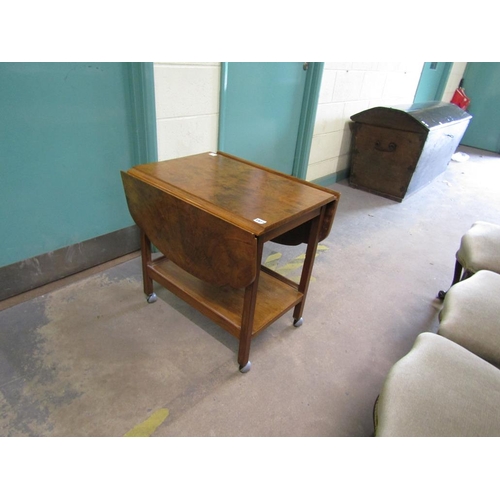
[451,259,464,287]
[438,260,464,300]
[372,395,380,437]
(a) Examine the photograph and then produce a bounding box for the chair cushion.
[438,270,500,366]
[456,221,500,274]
[375,333,500,436]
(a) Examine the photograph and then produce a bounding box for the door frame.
[293,62,324,179]
[129,62,158,164]
[218,62,324,179]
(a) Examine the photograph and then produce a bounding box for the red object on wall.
[451,88,470,110]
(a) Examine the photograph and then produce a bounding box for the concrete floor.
[1,146,500,437]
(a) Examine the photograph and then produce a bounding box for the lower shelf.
[148,257,303,338]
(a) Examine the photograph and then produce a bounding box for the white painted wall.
[153,62,220,161]
[442,62,468,102]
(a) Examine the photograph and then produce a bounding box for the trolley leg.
[141,231,156,302]
[292,209,324,324]
[238,282,258,373]
[237,241,264,373]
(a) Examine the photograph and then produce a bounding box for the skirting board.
[0,225,141,302]
[311,167,349,188]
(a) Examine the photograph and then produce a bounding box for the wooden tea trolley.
[121,152,340,372]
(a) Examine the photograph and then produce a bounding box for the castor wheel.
[437,290,446,300]
[239,361,251,373]
[146,292,157,304]
[293,317,304,327]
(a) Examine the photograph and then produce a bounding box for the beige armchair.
[438,221,500,299]
[374,333,500,436]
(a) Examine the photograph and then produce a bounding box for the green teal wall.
[460,62,500,153]
[0,62,157,268]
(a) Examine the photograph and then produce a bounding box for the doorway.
[414,62,452,103]
[218,62,323,178]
